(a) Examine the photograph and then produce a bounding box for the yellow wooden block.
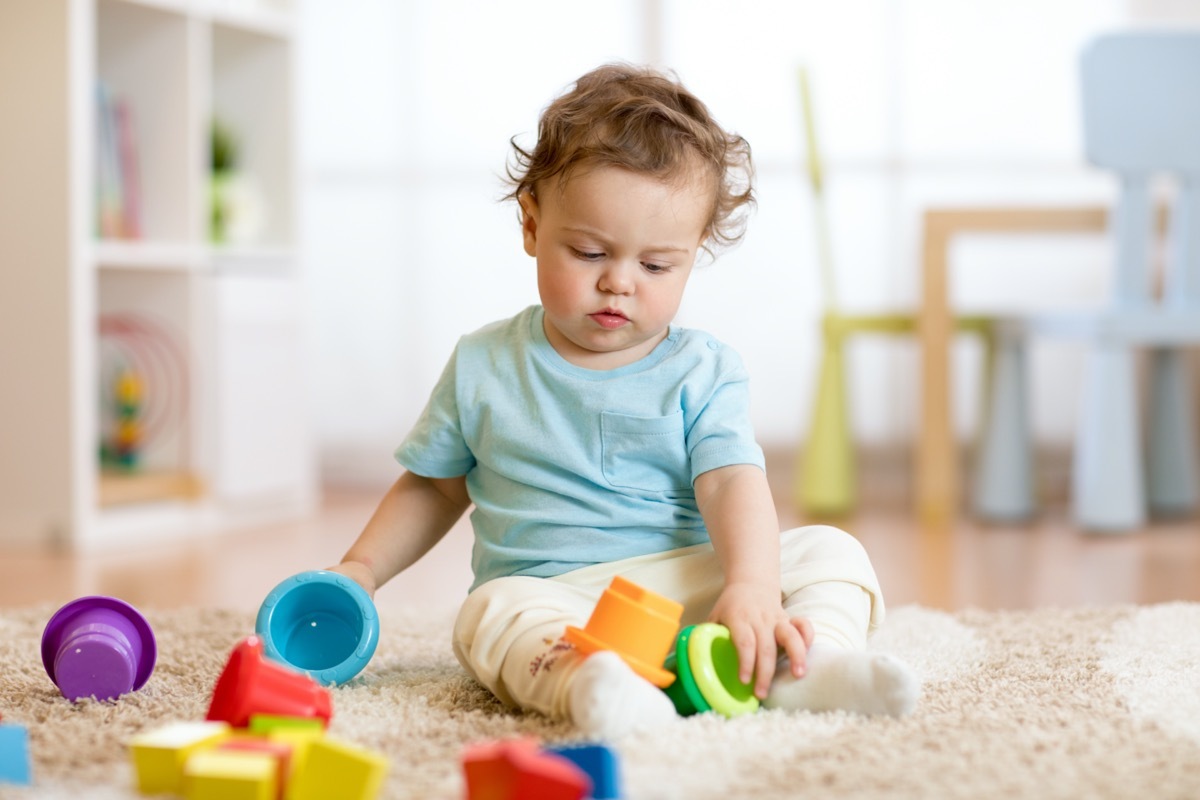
[286,738,388,800]
[128,721,231,795]
[267,727,324,778]
[184,750,277,800]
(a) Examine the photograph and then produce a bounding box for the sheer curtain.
[299,0,1192,485]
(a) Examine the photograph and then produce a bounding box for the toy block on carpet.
[547,743,621,800]
[285,737,388,800]
[128,720,231,794]
[265,727,324,778]
[462,738,591,800]
[183,750,277,800]
[217,738,293,793]
[248,714,325,735]
[0,724,32,786]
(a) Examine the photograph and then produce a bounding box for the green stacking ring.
[662,625,711,716]
[686,623,760,718]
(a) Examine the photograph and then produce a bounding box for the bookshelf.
[0,0,316,550]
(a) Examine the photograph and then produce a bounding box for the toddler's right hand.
[325,560,378,599]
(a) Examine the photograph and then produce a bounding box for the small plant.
[210,117,263,243]
[211,118,239,174]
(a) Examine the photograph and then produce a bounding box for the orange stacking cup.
[564,576,683,687]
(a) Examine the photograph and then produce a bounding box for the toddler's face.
[521,164,712,370]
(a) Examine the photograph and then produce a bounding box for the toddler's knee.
[454,576,535,641]
[455,578,497,628]
[454,574,593,644]
[781,524,869,566]
[458,576,506,615]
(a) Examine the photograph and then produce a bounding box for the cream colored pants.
[452,524,884,719]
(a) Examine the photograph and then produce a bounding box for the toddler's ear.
[519,191,539,256]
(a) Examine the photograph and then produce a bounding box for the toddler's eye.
[643,263,670,274]
[571,248,604,261]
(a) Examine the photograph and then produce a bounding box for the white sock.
[567,651,678,738]
[763,645,919,717]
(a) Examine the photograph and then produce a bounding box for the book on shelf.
[95,83,142,240]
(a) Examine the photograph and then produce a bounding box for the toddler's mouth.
[590,310,629,329]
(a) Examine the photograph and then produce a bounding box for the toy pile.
[1,573,756,798]
[130,634,387,799]
[1,590,389,799]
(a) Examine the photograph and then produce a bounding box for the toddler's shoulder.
[669,326,746,366]
[457,306,536,353]
[662,327,751,391]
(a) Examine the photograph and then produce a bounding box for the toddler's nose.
[598,261,636,294]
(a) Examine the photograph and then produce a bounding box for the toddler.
[329,63,918,738]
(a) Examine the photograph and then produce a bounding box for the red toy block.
[462,738,590,800]
[206,637,332,729]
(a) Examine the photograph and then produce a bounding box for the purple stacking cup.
[41,596,157,702]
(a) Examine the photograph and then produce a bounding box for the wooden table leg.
[918,215,956,524]
[915,206,1109,525]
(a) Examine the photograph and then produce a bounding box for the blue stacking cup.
[255,570,380,686]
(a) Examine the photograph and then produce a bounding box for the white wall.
[298,0,1196,487]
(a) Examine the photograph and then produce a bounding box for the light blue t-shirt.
[396,305,765,590]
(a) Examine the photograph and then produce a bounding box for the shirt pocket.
[600,410,691,493]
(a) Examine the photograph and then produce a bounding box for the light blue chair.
[973,31,1200,531]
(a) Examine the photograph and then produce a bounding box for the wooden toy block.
[128,720,231,794]
[266,727,323,779]
[547,743,621,800]
[285,737,388,800]
[462,738,591,800]
[248,714,325,735]
[184,750,277,800]
[0,724,32,786]
[218,738,293,795]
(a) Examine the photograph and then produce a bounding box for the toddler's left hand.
[708,582,814,700]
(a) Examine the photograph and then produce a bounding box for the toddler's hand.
[707,582,814,700]
[325,561,378,600]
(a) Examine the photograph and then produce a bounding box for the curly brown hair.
[505,63,755,255]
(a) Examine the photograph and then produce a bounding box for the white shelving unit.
[0,0,315,550]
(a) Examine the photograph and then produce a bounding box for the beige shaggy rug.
[2,602,1200,799]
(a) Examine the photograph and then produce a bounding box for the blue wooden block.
[0,724,32,786]
[547,743,620,799]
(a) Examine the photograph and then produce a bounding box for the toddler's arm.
[695,464,813,699]
[328,470,470,598]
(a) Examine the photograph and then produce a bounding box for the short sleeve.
[394,344,476,478]
[685,350,765,482]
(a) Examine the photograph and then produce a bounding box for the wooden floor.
[3,455,1199,615]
